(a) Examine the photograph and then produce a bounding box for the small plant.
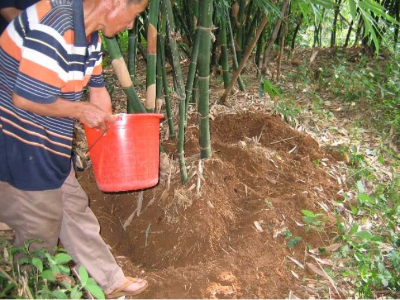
[334,176,399,298]
[264,199,273,208]
[301,210,326,232]
[0,239,105,299]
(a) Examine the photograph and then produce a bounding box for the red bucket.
[84,113,163,192]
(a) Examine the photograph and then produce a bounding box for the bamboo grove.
[103,0,399,184]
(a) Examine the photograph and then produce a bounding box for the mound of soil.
[79,111,341,298]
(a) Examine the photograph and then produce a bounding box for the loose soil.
[79,111,343,299]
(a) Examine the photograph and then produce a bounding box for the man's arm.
[0,7,21,22]
[89,86,112,115]
[12,93,113,130]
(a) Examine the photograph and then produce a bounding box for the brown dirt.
[79,111,342,299]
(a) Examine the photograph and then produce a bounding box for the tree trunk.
[261,0,290,76]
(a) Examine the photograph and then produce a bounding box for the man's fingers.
[99,121,107,132]
[105,113,115,123]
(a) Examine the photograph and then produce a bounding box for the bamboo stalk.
[225,7,245,91]
[198,0,213,159]
[159,17,175,138]
[235,0,246,64]
[163,0,188,183]
[261,0,290,76]
[219,7,230,88]
[156,40,163,113]
[185,28,200,116]
[276,11,288,81]
[104,37,146,113]
[128,21,139,80]
[145,0,160,112]
[220,14,268,104]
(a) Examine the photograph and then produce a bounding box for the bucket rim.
[114,113,164,119]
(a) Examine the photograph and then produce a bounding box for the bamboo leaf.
[348,0,357,19]
[253,0,282,18]
[310,0,337,9]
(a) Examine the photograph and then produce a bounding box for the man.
[0,0,39,35]
[0,0,149,297]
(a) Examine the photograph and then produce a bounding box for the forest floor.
[1,48,398,299]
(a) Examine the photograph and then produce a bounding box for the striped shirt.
[0,0,105,191]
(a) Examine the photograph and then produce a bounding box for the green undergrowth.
[0,239,105,299]
[276,50,399,298]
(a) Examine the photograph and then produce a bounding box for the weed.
[0,239,105,299]
[301,210,326,232]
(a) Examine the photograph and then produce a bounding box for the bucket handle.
[84,117,119,157]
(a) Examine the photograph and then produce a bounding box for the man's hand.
[76,102,114,131]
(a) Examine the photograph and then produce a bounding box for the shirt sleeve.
[88,37,105,88]
[13,20,66,103]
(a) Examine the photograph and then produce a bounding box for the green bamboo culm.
[156,39,163,113]
[197,0,213,159]
[193,0,199,34]
[185,28,200,117]
[225,7,245,91]
[159,16,175,138]
[128,21,139,81]
[235,0,246,64]
[145,0,161,113]
[190,0,200,106]
[192,74,199,104]
[163,0,188,184]
[219,6,230,88]
[104,36,146,113]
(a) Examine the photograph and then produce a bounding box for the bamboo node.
[200,146,211,151]
[198,114,209,120]
[198,75,210,80]
[196,25,213,31]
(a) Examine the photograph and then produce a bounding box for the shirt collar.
[72,0,86,47]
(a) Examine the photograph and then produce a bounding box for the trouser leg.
[59,169,124,292]
[0,181,63,252]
